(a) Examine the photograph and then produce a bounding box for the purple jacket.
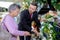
[2,14,25,40]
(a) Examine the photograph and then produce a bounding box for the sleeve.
[4,16,25,36]
[18,11,32,32]
[33,12,41,27]
[32,12,41,32]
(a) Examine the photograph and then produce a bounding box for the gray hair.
[8,4,20,12]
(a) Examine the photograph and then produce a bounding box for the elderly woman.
[2,4,30,40]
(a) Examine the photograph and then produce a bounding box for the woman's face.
[13,8,20,17]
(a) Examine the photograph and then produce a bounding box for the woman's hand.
[24,31,31,36]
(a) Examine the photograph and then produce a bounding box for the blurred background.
[0,0,60,40]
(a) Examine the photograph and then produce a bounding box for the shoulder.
[20,9,28,16]
[21,9,28,13]
[33,11,38,16]
[6,15,12,19]
[3,15,13,22]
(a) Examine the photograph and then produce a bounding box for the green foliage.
[42,13,58,40]
[35,0,60,10]
[45,14,53,19]
[51,0,60,10]
[22,0,32,10]
[43,22,50,34]
[35,0,47,3]
[55,3,60,10]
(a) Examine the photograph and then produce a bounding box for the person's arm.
[4,16,30,36]
[33,12,41,28]
[18,11,32,32]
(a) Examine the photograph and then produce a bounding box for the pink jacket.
[2,15,25,40]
